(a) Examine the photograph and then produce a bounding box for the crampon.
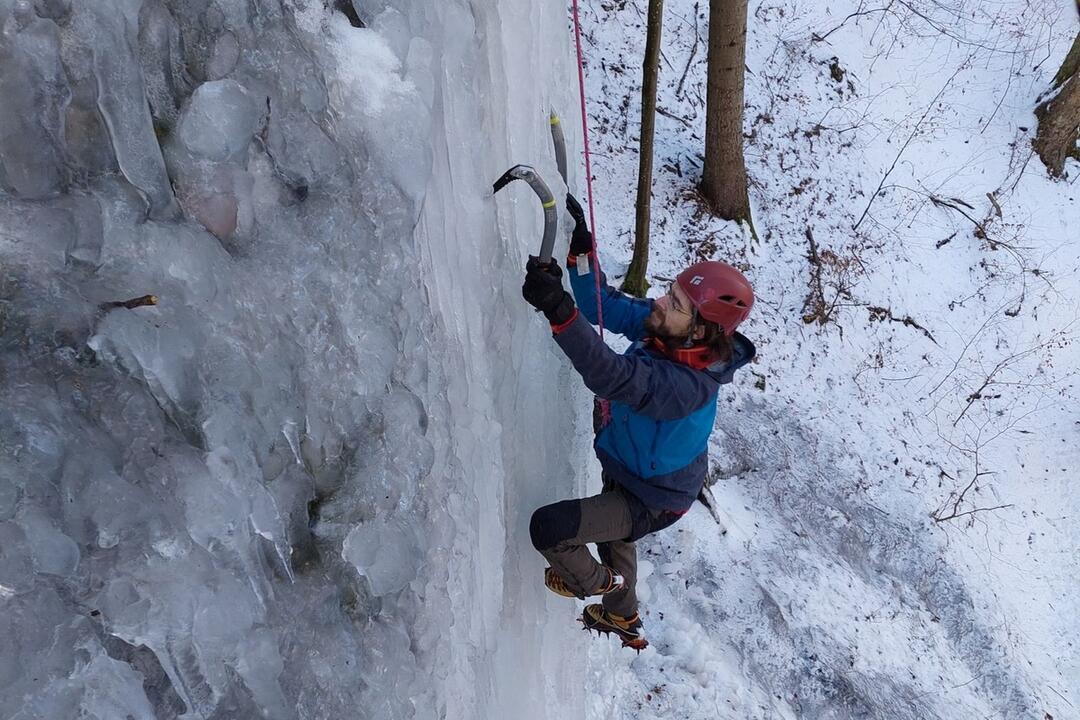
[579,604,648,653]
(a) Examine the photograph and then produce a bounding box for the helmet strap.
[682,309,699,348]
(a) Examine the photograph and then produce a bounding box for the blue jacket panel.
[555,257,756,511]
[567,257,652,341]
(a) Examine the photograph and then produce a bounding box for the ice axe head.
[492,165,533,194]
[491,164,556,264]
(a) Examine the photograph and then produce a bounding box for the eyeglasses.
[665,282,692,317]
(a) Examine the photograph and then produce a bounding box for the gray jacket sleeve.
[552,314,717,420]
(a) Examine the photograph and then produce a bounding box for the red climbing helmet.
[676,261,754,336]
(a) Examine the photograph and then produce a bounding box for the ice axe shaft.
[493,164,558,264]
[698,484,728,535]
[549,109,568,185]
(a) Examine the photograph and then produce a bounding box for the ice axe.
[697,485,729,535]
[492,164,558,264]
[549,109,569,185]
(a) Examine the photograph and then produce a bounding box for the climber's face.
[644,281,699,340]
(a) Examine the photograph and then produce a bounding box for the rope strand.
[570,0,612,428]
[570,0,604,341]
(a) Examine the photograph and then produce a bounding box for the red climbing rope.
[569,0,605,342]
[569,0,612,428]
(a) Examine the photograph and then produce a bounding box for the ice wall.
[0,1,590,718]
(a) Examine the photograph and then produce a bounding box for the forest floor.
[567,1,1080,717]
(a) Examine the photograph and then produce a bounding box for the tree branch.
[853,67,961,231]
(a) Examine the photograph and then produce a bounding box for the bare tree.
[1033,31,1080,178]
[622,0,664,298]
[700,0,752,226]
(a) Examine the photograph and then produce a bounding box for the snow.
[1,0,1077,718]
[572,0,1080,717]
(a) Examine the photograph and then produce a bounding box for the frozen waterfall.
[0,1,593,717]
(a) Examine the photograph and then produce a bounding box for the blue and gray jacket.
[551,256,755,513]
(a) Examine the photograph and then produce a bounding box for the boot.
[580,603,647,651]
[544,566,623,599]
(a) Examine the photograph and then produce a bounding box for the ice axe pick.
[492,164,558,265]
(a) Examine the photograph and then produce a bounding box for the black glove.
[566,194,594,256]
[522,256,576,325]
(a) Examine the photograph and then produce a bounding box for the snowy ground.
[565,0,1079,717]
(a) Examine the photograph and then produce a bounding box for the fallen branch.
[935,231,957,249]
[929,194,990,238]
[801,226,828,324]
[657,105,693,128]
[867,305,937,344]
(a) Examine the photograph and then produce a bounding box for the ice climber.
[521,195,756,651]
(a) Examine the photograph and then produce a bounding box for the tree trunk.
[622,0,663,299]
[1034,32,1080,179]
[1051,32,1080,89]
[700,0,751,223]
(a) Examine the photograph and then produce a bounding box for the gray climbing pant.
[529,476,683,618]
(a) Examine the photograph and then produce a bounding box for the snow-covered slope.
[573,0,1079,717]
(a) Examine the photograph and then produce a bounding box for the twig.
[932,448,1000,523]
[953,341,1061,426]
[812,4,895,43]
[675,2,700,99]
[853,68,961,231]
[932,503,1014,522]
[953,359,1009,427]
[895,0,1010,55]
[979,52,1016,134]
[914,672,987,698]
[926,308,998,397]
